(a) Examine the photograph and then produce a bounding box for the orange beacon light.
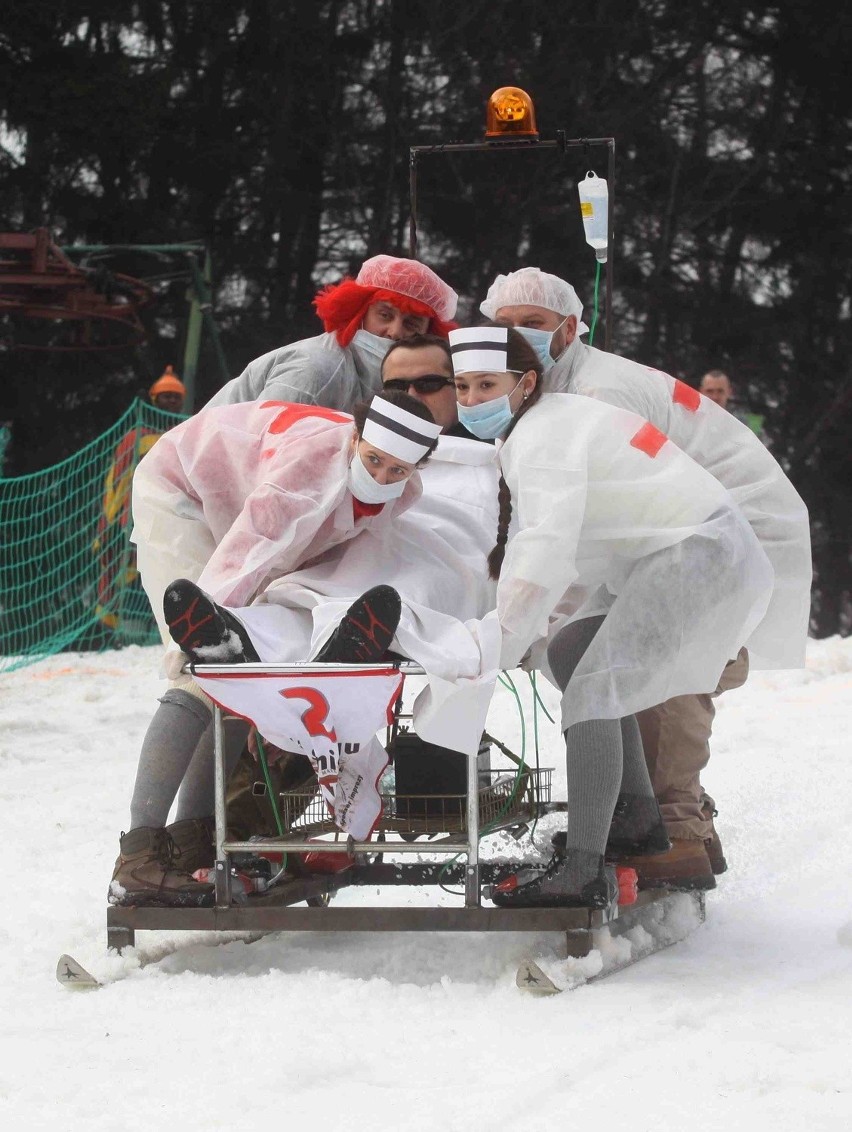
[485,86,539,140]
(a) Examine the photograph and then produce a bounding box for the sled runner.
[91,660,706,988]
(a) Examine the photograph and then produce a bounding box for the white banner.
[194,665,404,839]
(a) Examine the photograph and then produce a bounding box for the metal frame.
[106,659,703,958]
[408,135,616,351]
[60,241,230,412]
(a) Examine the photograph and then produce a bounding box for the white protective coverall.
[495,393,774,730]
[546,338,811,669]
[131,401,421,650]
[205,333,381,415]
[232,433,503,755]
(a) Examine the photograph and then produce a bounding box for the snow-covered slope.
[1,640,851,1130]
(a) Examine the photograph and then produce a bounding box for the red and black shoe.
[163,579,260,664]
[314,585,402,664]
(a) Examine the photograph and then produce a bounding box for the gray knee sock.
[619,715,655,797]
[175,718,250,821]
[548,617,621,854]
[564,720,623,854]
[128,691,212,829]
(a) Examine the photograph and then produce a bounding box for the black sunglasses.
[383,375,454,395]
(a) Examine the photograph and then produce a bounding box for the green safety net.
[0,399,186,673]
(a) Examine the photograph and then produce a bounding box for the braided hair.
[484,324,544,580]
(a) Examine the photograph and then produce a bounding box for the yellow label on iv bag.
[580,201,594,219]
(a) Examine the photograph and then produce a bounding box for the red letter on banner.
[630,422,668,458]
[280,686,338,742]
[672,379,701,412]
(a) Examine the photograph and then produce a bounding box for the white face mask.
[352,328,394,363]
[347,450,408,504]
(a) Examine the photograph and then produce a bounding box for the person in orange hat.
[94,367,187,636]
[206,255,458,414]
[148,366,186,413]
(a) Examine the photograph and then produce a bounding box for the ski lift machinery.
[94,92,706,994]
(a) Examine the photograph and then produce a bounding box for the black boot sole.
[315,585,401,664]
[163,579,259,663]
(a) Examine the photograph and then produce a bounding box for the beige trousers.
[636,648,750,839]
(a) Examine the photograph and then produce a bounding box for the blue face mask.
[515,318,567,370]
[456,376,524,440]
[352,328,394,363]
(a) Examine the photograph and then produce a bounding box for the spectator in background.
[700,368,766,439]
[94,367,186,637]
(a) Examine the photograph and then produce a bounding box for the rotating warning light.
[485,86,539,140]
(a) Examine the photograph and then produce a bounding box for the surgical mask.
[352,328,394,363]
[515,318,567,370]
[456,376,524,441]
[347,450,408,504]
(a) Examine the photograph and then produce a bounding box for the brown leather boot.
[701,803,727,875]
[166,816,216,875]
[109,827,215,907]
[618,838,716,891]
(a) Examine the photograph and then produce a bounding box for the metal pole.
[181,254,204,414]
[465,747,481,906]
[198,250,230,384]
[605,139,616,352]
[409,150,419,258]
[213,704,232,907]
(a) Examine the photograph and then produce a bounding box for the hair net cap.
[356,255,458,322]
[479,267,586,326]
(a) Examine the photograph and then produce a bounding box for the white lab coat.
[234,433,503,755]
[547,338,811,668]
[495,393,774,728]
[205,332,382,415]
[131,401,421,646]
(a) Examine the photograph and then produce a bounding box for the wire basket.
[278,767,552,837]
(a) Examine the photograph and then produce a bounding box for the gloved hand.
[163,646,190,681]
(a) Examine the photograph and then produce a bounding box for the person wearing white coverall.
[110,392,440,907]
[235,334,502,761]
[449,324,773,909]
[481,267,811,888]
[207,255,458,414]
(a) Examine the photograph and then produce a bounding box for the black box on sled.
[390,730,491,819]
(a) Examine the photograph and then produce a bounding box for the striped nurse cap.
[448,326,510,375]
[362,395,442,463]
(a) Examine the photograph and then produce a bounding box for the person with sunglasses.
[239,333,503,761]
[381,334,481,440]
[207,255,458,416]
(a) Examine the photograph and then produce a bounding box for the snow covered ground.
[1,638,851,1131]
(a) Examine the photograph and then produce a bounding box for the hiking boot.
[491,847,618,910]
[108,826,215,907]
[618,838,716,892]
[701,802,727,875]
[166,816,216,875]
[163,579,260,664]
[604,793,672,859]
[314,585,401,663]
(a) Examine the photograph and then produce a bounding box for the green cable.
[254,733,287,868]
[588,259,602,346]
[528,670,555,724]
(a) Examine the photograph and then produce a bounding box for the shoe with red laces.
[314,585,401,664]
[163,579,260,664]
